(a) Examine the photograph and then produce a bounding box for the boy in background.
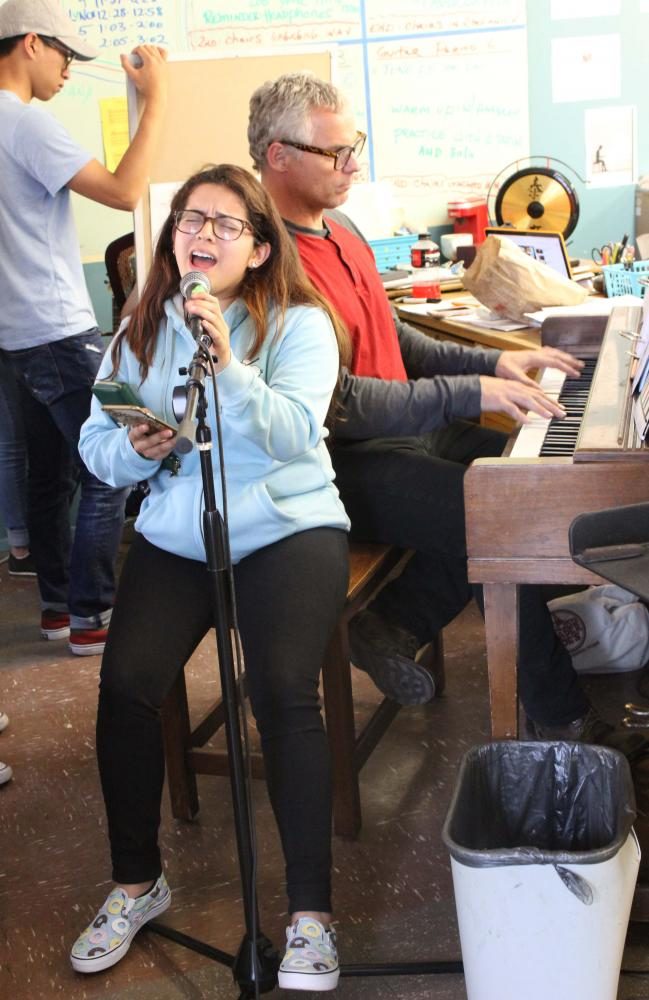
[0,0,167,654]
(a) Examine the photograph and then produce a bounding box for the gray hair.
[248,72,346,172]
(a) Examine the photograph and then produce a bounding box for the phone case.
[102,405,176,434]
[92,380,144,407]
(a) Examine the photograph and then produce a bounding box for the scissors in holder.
[592,244,614,266]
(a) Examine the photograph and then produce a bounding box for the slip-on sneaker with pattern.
[278,916,339,991]
[70,873,170,973]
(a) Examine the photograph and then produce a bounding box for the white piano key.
[509,367,566,458]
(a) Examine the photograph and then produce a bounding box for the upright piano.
[464,302,649,738]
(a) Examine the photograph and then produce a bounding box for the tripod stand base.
[233,931,279,996]
[147,922,279,996]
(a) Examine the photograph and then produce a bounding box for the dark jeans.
[0,351,28,548]
[4,332,127,626]
[97,528,349,915]
[331,422,588,726]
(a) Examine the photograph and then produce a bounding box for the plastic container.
[602,260,649,298]
[368,235,418,272]
[442,741,639,1000]
[410,233,440,269]
[412,277,441,299]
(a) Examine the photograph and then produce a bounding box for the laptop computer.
[484,227,573,280]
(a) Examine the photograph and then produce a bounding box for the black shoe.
[348,608,436,705]
[8,553,37,578]
[526,705,648,761]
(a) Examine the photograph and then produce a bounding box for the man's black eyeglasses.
[279,131,366,171]
[40,36,75,70]
[174,210,254,242]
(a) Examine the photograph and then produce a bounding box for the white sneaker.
[278,917,339,991]
[70,873,171,973]
[0,711,8,732]
[0,761,13,785]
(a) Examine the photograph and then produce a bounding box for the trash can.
[442,741,640,1000]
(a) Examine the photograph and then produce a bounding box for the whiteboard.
[127,48,332,280]
[52,0,529,258]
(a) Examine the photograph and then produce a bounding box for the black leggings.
[96,528,349,915]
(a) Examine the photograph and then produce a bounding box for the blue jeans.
[4,332,127,627]
[0,352,28,548]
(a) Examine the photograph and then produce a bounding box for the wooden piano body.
[464,303,649,738]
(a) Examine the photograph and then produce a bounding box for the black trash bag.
[442,741,636,886]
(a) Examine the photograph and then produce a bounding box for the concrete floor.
[2,555,649,999]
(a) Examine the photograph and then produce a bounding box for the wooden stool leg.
[322,622,362,840]
[161,670,199,821]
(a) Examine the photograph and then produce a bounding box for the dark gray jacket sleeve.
[333,315,502,440]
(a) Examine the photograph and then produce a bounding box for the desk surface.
[392,258,600,352]
[395,291,542,352]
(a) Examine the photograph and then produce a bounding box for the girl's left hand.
[184,291,231,372]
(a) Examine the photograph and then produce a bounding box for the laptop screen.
[484,228,573,280]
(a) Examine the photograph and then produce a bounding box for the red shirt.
[293,220,407,382]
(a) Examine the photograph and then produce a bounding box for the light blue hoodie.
[79,296,350,563]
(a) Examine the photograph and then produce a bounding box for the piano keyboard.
[508,359,596,458]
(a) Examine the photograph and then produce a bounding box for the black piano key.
[539,358,594,457]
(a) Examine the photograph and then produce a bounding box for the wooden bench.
[161,542,444,840]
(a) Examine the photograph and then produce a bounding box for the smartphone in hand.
[102,404,177,434]
[92,380,144,407]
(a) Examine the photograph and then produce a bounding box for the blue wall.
[85,261,114,335]
[526,0,648,258]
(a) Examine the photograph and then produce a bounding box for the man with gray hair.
[247,71,646,753]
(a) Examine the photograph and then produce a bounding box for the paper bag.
[462,234,588,322]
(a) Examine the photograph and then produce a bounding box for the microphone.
[179,270,211,342]
[175,393,199,455]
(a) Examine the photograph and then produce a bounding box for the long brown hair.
[111,164,349,379]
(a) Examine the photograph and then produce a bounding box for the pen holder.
[602,261,649,299]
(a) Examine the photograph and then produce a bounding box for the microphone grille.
[179,271,211,299]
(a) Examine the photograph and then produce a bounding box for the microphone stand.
[147,336,279,998]
[149,335,465,994]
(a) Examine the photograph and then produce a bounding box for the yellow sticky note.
[100,97,129,173]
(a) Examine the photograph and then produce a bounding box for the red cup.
[412,279,441,299]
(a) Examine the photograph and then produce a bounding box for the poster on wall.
[584,106,636,188]
[551,34,621,103]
